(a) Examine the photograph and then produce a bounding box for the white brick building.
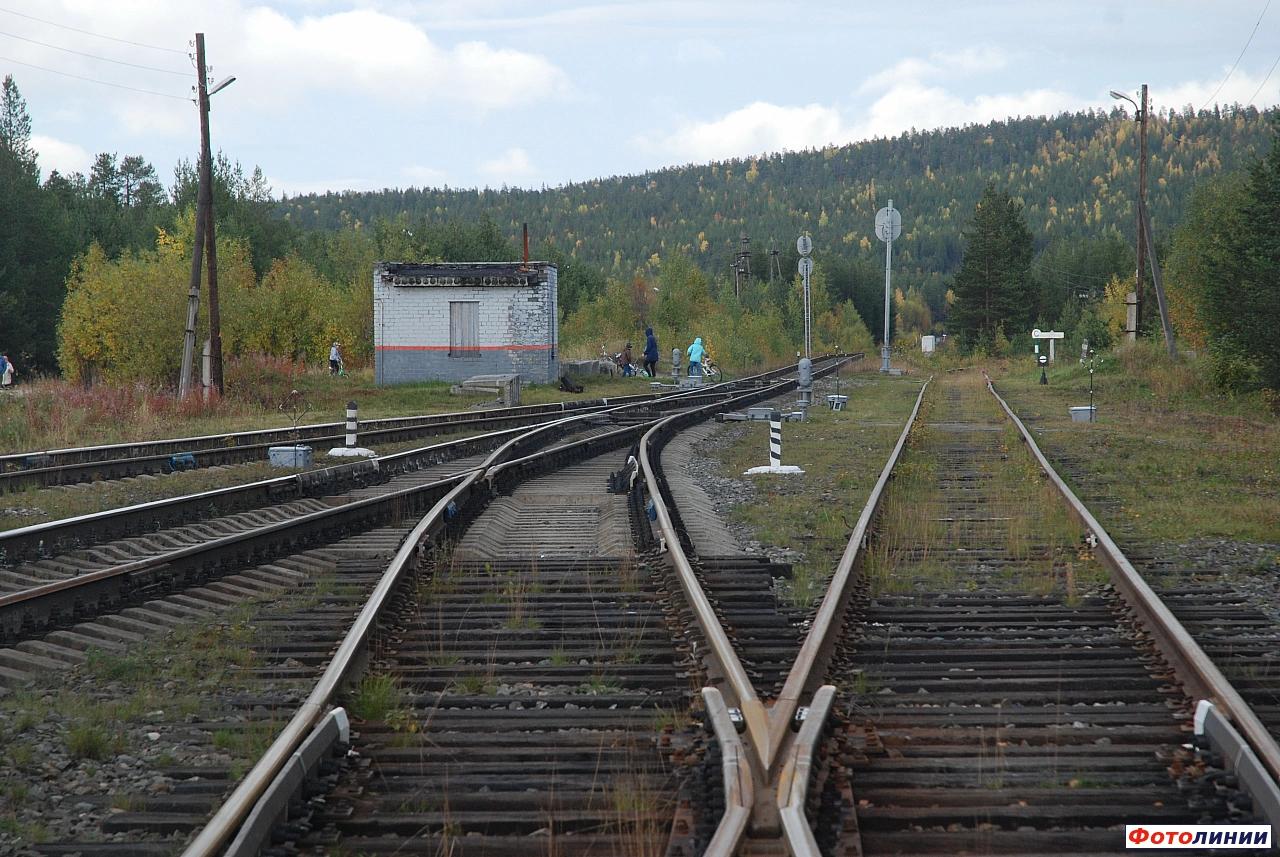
[373,261,558,385]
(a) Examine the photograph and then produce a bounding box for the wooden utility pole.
[178,33,211,399]
[201,55,223,397]
[1140,201,1178,359]
[1135,83,1149,333]
[178,33,225,397]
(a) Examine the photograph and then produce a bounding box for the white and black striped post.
[769,411,783,468]
[344,400,358,449]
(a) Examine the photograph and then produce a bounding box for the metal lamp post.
[1110,85,1178,359]
[1110,86,1147,335]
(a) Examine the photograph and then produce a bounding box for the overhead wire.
[1029,261,1123,290]
[0,54,190,100]
[0,29,188,75]
[1246,49,1280,104]
[1200,0,1271,109]
[0,5,186,54]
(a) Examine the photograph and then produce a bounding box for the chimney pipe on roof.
[522,223,529,268]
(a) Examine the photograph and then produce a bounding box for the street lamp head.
[1109,89,1139,112]
[209,76,237,96]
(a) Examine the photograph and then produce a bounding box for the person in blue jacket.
[643,327,659,377]
[686,337,705,376]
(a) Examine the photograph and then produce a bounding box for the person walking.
[329,342,343,376]
[0,354,14,387]
[686,337,705,376]
[642,327,659,377]
[621,342,635,377]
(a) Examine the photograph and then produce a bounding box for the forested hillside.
[4,63,1274,384]
[281,106,1274,326]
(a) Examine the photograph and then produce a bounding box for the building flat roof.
[379,261,554,278]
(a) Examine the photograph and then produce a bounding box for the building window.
[449,301,480,358]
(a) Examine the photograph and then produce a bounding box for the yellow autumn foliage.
[1100,274,1133,341]
[58,216,366,386]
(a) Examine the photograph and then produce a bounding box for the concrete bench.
[450,374,522,406]
[564,359,617,378]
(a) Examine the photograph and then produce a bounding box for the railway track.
[825,377,1201,853]
[0,359,841,855]
[0,378,768,670]
[0,393,663,494]
[5,356,1276,857]
[634,367,1279,854]
[993,385,1280,774]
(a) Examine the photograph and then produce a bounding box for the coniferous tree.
[0,75,35,168]
[948,185,1034,349]
[0,75,72,370]
[1167,120,1280,391]
[1238,120,1280,389]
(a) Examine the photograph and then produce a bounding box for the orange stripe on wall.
[375,344,554,352]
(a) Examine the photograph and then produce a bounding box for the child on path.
[686,337,705,376]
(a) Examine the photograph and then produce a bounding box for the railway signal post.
[875,201,902,373]
[796,234,813,358]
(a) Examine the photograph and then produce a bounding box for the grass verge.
[714,370,925,607]
[991,343,1279,544]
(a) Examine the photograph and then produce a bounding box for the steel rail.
[985,376,1280,790]
[703,687,754,855]
[0,470,471,638]
[179,467,481,857]
[2,360,807,486]
[0,394,661,473]
[635,357,850,854]
[2,356,814,478]
[639,419,771,762]
[777,684,837,856]
[1,389,719,637]
[0,399,665,494]
[178,365,807,857]
[638,366,847,770]
[0,423,535,564]
[767,379,930,768]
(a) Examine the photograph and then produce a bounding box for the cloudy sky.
[3,1,1278,197]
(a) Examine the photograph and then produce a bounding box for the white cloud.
[642,46,1082,163]
[115,97,192,137]
[860,47,1009,94]
[851,83,1088,141]
[479,147,536,183]
[639,102,852,163]
[1149,69,1279,112]
[6,1,568,143]
[233,7,569,110]
[31,134,92,178]
[860,58,938,94]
